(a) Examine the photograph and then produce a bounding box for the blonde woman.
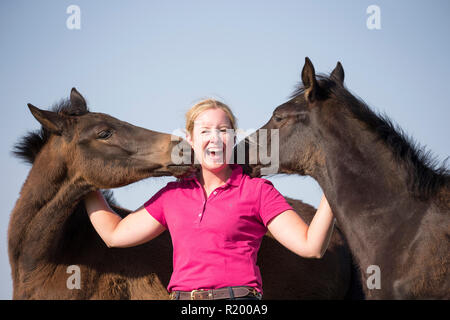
[84,99,336,300]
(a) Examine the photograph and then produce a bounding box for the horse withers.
[245,58,449,299]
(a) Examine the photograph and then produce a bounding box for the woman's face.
[187,108,234,173]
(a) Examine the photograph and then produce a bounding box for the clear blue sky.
[1,0,449,299]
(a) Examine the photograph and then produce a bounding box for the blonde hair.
[185,99,237,135]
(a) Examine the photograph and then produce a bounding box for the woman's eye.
[97,130,112,139]
[274,115,282,122]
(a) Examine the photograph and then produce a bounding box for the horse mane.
[291,74,450,200]
[12,98,89,165]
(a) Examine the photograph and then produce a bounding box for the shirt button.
[198,213,202,217]
[213,191,217,195]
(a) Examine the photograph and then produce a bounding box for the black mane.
[291,74,449,199]
[12,98,89,164]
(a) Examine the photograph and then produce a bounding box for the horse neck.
[9,141,92,267]
[312,116,425,267]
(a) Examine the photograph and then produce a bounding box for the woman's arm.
[267,194,335,258]
[84,191,166,248]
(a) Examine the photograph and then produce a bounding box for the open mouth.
[205,147,225,162]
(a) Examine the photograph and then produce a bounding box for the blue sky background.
[1,0,449,299]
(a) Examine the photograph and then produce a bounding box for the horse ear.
[70,87,87,113]
[301,57,318,103]
[28,104,64,135]
[330,61,345,85]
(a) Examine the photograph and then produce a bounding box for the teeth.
[205,149,223,157]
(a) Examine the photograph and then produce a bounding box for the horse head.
[240,57,347,178]
[24,88,193,188]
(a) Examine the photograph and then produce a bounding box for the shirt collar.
[226,164,243,187]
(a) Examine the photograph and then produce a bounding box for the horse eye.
[97,130,112,140]
[273,115,283,122]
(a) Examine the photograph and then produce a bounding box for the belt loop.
[174,291,180,300]
[228,287,235,300]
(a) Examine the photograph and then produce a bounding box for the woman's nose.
[209,130,221,143]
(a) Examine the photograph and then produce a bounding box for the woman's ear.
[186,131,193,147]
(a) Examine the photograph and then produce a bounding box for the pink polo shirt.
[144,164,293,294]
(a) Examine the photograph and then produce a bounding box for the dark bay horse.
[8,88,192,299]
[9,88,351,299]
[246,58,449,299]
[259,197,353,299]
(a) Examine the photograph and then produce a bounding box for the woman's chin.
[201,158,228,172]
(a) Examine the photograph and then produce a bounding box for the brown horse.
[9,88,351,299]
[259,197,353,299]
[247,58,450,299]
[8,88,192,299]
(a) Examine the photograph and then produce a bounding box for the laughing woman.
[84,99,336,300]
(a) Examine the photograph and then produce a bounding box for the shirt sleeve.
[143,183,172,229]
[258,180,294,227]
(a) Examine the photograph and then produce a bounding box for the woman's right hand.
[84,191,166,248]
